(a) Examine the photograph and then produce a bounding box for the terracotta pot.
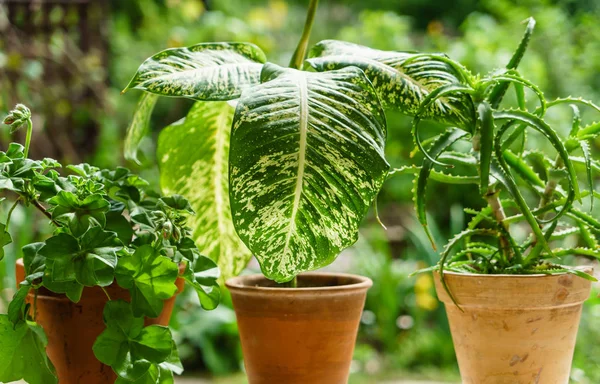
[15,259,185,384]
[226,272,372,384]
[434,269,593,384]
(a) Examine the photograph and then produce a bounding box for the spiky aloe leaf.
[488,17,536,107]
[578,140,594,210]
[414,129,468,250]
[489,160,550,253]
[388,165,478,184]
[124,42,266,100]
[503,150,545,189]
[477,101,494,195]
[306,40,475,128]
[438,228,499,307]
[157,101,251,281]
[124,93,159,164]
[229,63,389,282]
[494,109,580,199]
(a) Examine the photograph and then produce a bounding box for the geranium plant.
[0,104,220,384]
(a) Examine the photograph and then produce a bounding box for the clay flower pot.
[15,259,184,384]
[226,272,372,384]
[434,270,593,384]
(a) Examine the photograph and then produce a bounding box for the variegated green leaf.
[124,93,159,164]
[229,63,389,282]
[124,42,267,101]
[306,40,475,128]
[157,101,251,281]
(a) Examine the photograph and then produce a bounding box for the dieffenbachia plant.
[123,0,483,284]
[311,18,600,300]
[0,105,219,383]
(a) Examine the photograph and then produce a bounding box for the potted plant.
[0,104,220,384]
[310,18,600,382]
[122,0,495,380]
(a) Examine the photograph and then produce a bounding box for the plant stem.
[486,190,511,259]
[290,276,298,288]
[101,286,112,301]
[32,199,60,226]
[24,119,33,158]
[289,0,319,70]
[5,198,21,231]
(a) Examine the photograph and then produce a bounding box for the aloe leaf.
[578,140,594,210]
[503,150,545,189]
[389,165,478,184]
[412,83,476,166]
[414,128,468,249]
[568,208,600,233]
[124,42,267,100]
[569,104,582,137]
[488,73,546,115]
[577,121,600,139]
[229,63,389,282]
[489,160,550,253]
[546,97,600,114]
[124,93,159,164]
[488,17,536,108]
[439,228,499,307]
[494,109,580,200]
[157,101,251,281]
[306,40,475,128]
[477,101,494,195]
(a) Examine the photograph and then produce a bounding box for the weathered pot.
[434,269,593,384]
[15,259,184,384]
[226,273,372,384]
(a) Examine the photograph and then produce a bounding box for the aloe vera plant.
[311,18,600,298]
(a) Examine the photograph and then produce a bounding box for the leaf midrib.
[281,75,309,260]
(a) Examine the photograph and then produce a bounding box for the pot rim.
[225,272,373,293]
[433,265,593,279]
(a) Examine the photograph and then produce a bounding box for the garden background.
[1,0,599,382]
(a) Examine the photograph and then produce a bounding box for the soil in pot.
[434,270,593,384]
[226,272,372,384]
[15,259,185,384]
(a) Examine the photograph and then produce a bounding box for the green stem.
[5,198,21,231]
[289,0,319,70]
[32,199,60,227]
[100,286,112,300]
[24,119,33,158]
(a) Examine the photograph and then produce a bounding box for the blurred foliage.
[2,0,600,381]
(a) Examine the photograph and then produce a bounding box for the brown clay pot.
[226,272,372,384]
[15,259,185,384]
[434,270,593,384]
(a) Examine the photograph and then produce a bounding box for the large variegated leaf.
[157,101,251,280]
[306,40,475,129]
[229,63,389,282]
[124,42,267,101]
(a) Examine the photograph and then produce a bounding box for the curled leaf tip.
[3,104,31,132]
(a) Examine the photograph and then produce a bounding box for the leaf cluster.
[0,110,220,383]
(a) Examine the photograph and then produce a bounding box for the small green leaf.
[182,256,220,310]
[158,195,193,214]
[115,245,178,318]
[8,282,30,325]
[0,316,57,384]
[93,300,175,381]
[39,228,121,287]
[49,191,110,237]
[0,223,12,261]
